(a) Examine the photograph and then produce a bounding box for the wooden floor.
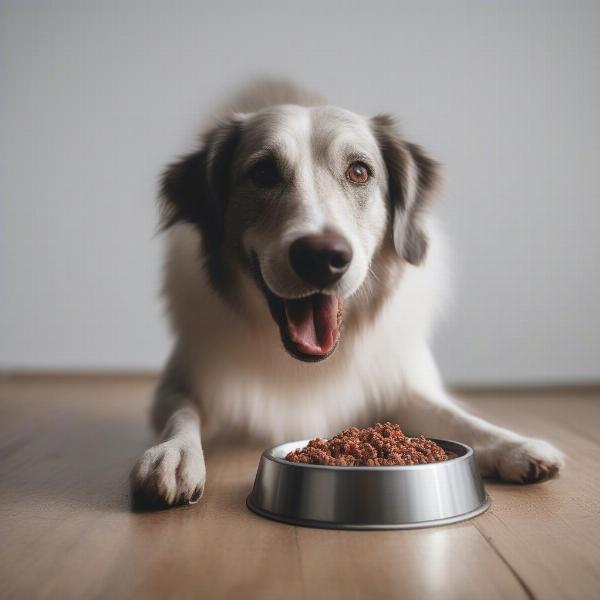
[0,375,599,600]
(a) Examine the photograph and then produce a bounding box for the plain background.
[1,1,599,386]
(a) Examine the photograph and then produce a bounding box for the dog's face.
[161,105,440,362]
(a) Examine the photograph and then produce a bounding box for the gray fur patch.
[371,115,442,266]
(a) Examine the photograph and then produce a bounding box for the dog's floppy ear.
[159,117,243,251]
[371,114,442,265]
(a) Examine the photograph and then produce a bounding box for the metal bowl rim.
[262,438,473,472]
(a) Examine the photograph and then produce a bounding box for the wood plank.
[0,378,154,600]
[296,524,528,600]
[0,378,599,599]
[461,392,600,600]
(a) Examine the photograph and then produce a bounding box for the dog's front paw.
[481,438,564,484]
[130,440,206,509]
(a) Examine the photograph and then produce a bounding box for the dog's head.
[161,104,441,362]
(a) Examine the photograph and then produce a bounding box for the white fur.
[131,91,564,507]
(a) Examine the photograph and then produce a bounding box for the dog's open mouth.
[253,260,343,362]
[280,293,343,361]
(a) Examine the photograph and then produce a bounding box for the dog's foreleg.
[130,355,206,508]
[397,347,564,483]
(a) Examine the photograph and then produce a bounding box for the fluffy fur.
[131,81,563,508]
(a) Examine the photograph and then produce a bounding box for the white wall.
[1,1,599,385]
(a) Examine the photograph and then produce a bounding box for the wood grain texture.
[0,376,598,600]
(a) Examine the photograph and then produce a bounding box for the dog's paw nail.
[188,485,204,504]
[483,438,564,484]
[520,459,560,484]
[130,441,206,510]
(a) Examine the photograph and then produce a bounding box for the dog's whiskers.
[368,266,383,286]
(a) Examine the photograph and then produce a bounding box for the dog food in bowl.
[285,422,448,466]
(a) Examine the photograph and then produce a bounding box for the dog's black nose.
[289,232,353,288]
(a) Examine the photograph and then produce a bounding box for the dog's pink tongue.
[284,294,340,356]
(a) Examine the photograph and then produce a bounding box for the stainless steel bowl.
[247,439,490,529]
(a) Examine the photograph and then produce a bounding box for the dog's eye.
[248,158,282,188]
[346,161,370,184]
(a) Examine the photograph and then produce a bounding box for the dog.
[131,81,564,507]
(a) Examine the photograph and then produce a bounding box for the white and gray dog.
[131,81,563,507]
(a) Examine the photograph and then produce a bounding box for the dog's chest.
[192,333,406,444]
